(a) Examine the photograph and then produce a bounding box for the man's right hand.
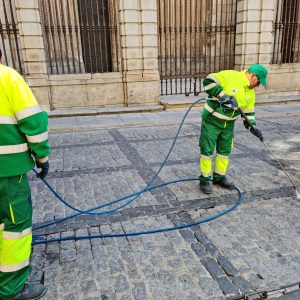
[219,94,238,109]
[36,160,49,179]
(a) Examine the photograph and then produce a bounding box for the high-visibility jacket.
[202,70,256,128]
[0,64,50,177]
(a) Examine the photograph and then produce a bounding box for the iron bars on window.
[0,0,24,74]
[272,0,300,64]
[157,0,237,96]
[38,0,120,74]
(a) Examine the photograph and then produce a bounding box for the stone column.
[119,0,160,106]
[15,0,51,110]
[235,0,275,70]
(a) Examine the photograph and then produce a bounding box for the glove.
[250,127,264,142]
[36,160,49,179]
[219,94,238,109]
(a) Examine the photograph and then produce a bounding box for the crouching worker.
[0,49,50,299]
[199,64,267,194]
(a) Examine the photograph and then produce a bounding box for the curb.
[48,97,300,118]
[49,111,300,133]
[48,104,164,118]
[160,97,300,110]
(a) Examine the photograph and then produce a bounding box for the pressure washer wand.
[238,107,300,200]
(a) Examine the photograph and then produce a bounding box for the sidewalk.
[48,101,300,132]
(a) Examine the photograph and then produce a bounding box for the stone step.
[160,95,300,110]
[48,104,164,118]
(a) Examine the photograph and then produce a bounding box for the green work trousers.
[0,174,32,299]
[199,119,235,183]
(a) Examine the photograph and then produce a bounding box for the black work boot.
[199,182,212,194]
[213,178,235,190]
[10,283,46,300]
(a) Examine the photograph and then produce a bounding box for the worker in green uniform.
[0,50,50,299]
[199,64,267,194]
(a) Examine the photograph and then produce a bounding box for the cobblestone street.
[29,104,300,299]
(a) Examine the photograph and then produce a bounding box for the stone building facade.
[1,0,300,111]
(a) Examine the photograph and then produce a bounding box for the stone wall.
[14,0,160,110]
[9,0,300,110]
[235,0,300,99]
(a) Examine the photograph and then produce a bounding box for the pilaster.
[235,0,275,70]
[15,0,51,110]
[119,0,159,106]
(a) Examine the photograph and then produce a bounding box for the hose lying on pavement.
[32,98,243,245]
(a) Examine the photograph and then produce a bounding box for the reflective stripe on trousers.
[200,154,213,178]
[214,153,229,176]
[0,175,32,298]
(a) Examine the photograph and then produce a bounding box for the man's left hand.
[36,161,49,179]
[250,127,264,141]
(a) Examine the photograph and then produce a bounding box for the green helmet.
[248,64,268,87]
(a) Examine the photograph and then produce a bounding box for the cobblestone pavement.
[29,104,300,299]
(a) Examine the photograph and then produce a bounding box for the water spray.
[238,107,300,200]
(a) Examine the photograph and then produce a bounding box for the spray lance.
[238,107,300,200]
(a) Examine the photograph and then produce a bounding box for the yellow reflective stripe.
[201,154,212,160]
[9,204,15,224]
[3,227,32,240]
[214,170,226,176]
[15,105,42,120]
[1,234,32,268]
[204,103,239,121]
[36,156,49,163]
[216,153,229,160]
[206,75,219,84]
[0,259,30,272]
[245,115,255,120]
[204,103,214,113]
[0,143,28,154]
[26,131,48,143]
[204,83,217,91]
[243,109,255,113]
[200,156,212,176]
[215,154,229,175]
[202,172,211,177]
[0,116,17,124]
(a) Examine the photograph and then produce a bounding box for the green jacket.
[202,70,256,128]
[0,64,50,177]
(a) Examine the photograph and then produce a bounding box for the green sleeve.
[17,111,50,160]
[203,77,223,97]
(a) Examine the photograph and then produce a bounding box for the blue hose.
[32,98,244,245]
